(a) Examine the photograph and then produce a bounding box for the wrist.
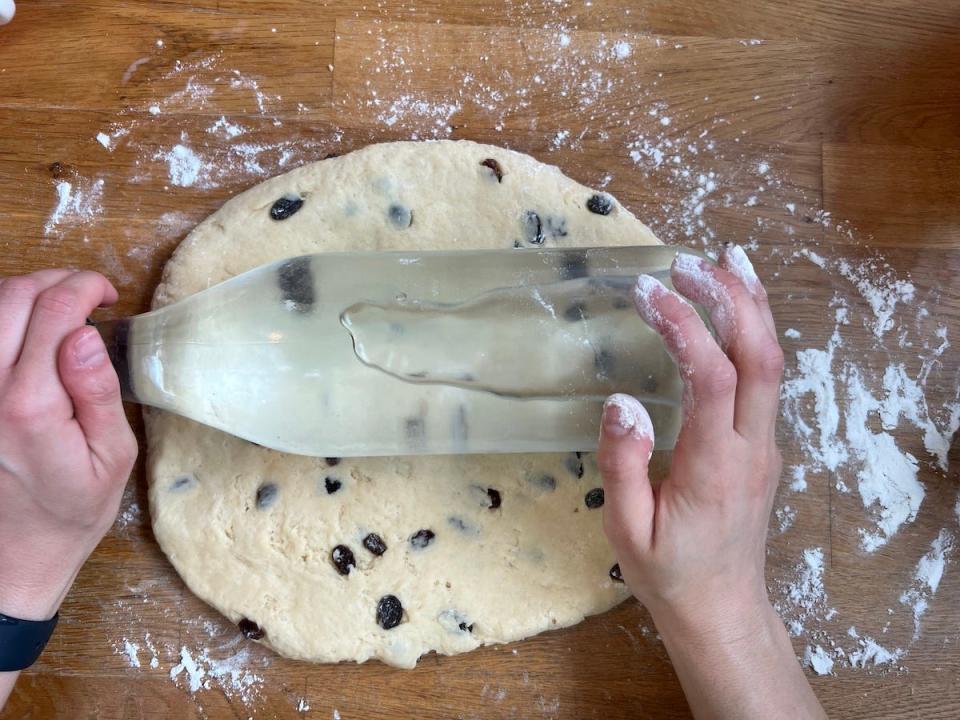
[0,545,85,621]
[0,574,73,622]
[648,588,778,652]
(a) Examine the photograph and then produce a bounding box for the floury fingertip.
[721,243,762,295]
[632,273,667,324]
[0,0,15,25]
[602,393,655,442]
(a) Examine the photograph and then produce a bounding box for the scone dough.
[147,140,659,668]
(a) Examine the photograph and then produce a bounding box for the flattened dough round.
[147,140,659,668]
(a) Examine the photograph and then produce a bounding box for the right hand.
[0,269,138,621]
[597,245,785,636]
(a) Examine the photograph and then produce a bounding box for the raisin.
[377,595,403,629]
[594,348,616,377]
[609,563,623,582]
[255,482,278,509]
[531,473,556,491]
[270,195,304,220]
[544,215,568,238]
[452,405,468,444]
[587,193,614,216]
[324,477,342,494]
[238,618,265,640]
[563,302,588,322]
[405,417,425,443]
[277,256,315,313]
[410,529,435,549]
[331,545,356,575]
[585,487,605,509]
[558,252,589,280]
[480,158,504,182]
[363,533,388,556]
[388,204,413,229]
[458,622,475,633]
[170,475,196,492]
[522,210,545,245]
[325,457,341,466]
[487,488,502,509]
[448,517,478,535]
[565,452,585,479]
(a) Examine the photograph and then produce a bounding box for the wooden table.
[2,1,960,718]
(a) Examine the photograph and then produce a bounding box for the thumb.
[58,326,137,478]
[0,1,15,25]
[598,393,656,553]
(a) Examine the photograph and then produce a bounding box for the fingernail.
[602,394,654,441]
[74,328,107,367]
[722,244,762,295]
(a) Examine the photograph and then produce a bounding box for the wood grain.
[1,0,960,718]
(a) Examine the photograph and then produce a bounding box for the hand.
[0,1,14,25]
[598,246,824,719]
[600,244,783,629]
[0,270,137,622]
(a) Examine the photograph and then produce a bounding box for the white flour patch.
[44,177,105,238]
[170,647,205,693]
[208,115,246,139]
[159,142,209,188]
[844,365,924,552]
[775,505,797,534]
[169,645,264,703]
[775,548,834,636]
[847,636,904,669]
[377,95,461,136]
[781,326,849,473]
[835,257,915,338]
[899,529,954,639]
[115,639,141,668]
[803,645,834,676]
[789,466,807,492]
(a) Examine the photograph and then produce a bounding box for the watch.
[0,611,59,672]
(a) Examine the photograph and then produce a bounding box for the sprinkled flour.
[44,177,105,238]
[776,548,834,636]
[899,529,955,639]
[159,143,208,188]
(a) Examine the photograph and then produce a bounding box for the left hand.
[0,269,138,622]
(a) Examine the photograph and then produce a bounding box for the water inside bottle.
[116,247,692,457]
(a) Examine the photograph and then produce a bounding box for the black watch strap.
[0,611,59,672]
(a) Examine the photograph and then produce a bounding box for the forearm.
[654,600,826,720]
[0,672,18,708]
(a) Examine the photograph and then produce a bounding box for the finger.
[671,252,784,441]
[634,273,737,446]
[0,0,15,25]
[0,269,77,369]
[16,271,118,384]
[718,243,777,337]
[58,326,138,480]
[598,393,656,553]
